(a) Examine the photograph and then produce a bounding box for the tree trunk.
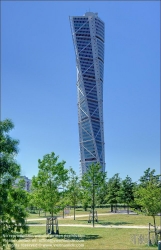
[114,204,117,213]
[153,216,158,244]
[111,204,113,212]
[39,209,41,216]
[51,210,54,234]
[127,205,129,214]
[74,205,75,220]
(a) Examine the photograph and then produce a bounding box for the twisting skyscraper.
[70,12,105,176]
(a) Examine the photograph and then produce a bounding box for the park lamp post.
[58,187,64,218]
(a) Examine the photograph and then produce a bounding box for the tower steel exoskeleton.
[70,12,105,176]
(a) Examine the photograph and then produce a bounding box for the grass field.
[12,226,159,250]
[13,209,160,250]
[27,209,161,227]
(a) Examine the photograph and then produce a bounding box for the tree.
[118,175,135,214]
[31,152,69,219]
[134,178,161,244]
[96,181,108,206]
[0,119,29,250]
[28,189,43,216]
[139,168,160,187]
[81,163,107,227]
[105,173,121,212]
[66,167,81,220]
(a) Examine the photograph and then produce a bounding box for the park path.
[27,213,113,221]
[27,212,161,229]
[27,211,137,222]
[27,224,155,229]
[26,213,161,229]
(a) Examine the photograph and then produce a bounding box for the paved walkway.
[27,213,161,229]
[27,223,150,229]
[27,213,113,221]
[27,212,137,222]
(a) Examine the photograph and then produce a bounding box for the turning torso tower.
[70,12,105,176]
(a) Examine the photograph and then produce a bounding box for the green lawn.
[27,213,161,227]
[13,226,158,250]
[17,210,160,250]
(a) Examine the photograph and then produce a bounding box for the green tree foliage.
[97,181,108,205]
[134,178,161,244]
[139,168,160,187]
[118,175,135,213]
[66,167,81,220]
[31,152,68,217]
[81,163,107,210]
[28,190,42,216]
[105,173,121,212]
[0,119,29,250]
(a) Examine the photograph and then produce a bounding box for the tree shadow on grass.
[70,219,133,226]
[27,222,43,224]
[97,220,133,226]
[54,233,101,241]
[23,233,101,241]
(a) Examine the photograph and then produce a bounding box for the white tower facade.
[70,12,105,176]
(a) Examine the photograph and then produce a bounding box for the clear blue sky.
[2,1,160,182]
